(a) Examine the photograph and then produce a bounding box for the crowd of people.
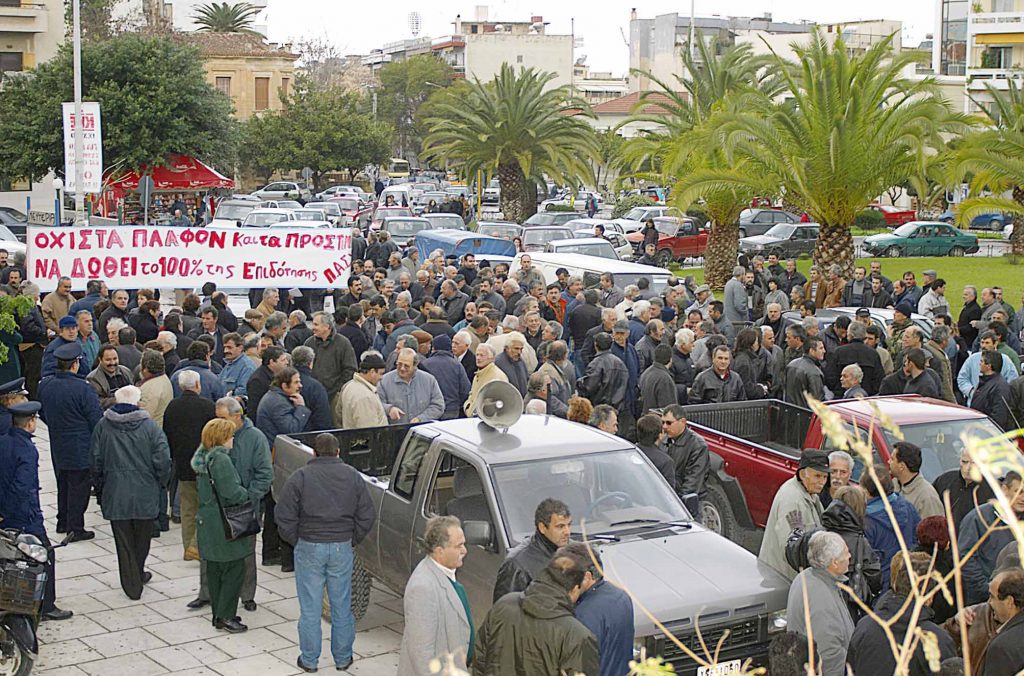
[0,238,1023,674]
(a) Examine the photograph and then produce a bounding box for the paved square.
[29,422,405,675]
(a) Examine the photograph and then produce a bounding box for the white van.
[512,252,674,295]
[378,184,414,208]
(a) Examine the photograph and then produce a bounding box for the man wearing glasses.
[932,447,995,537]
[658,404,710,519]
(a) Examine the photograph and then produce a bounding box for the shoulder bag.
[209,452,260,541]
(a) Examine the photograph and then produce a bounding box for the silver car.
[253,181,311,201]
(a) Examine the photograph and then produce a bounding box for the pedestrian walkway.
[30,421,405,675]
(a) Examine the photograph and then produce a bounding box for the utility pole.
[570,17,575,96]
[72,0,85,224]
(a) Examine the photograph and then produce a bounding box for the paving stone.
[33,639,104,671]
[89,604,170,632]
[145,640,234,671]
[146,575,200,599]
[209,652,302,675]
[257,577,298,599]
[56,557,107,578]
[262,597,301,621]
[89,586,168,609]
[34,666,88,676]
[345,651,400,675]
[206,626,294,659]
[352,625,403,658]
[77,653,169,676]
[59,574,112,597]
[57,592,111,615]
[37,614,109,645]
[143,615,223,644]
[354,603,402,631]
[81,626,168,658]
[146,596,212,622]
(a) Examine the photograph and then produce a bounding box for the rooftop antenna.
[408,11,422,37]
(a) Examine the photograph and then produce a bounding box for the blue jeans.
[294,539,354,667]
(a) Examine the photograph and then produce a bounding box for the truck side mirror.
[681,493,700,516]
[463,520,493,548]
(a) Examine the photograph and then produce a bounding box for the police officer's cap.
[0,378,27,396]
[54,343,83,361]
[8,401,41,416]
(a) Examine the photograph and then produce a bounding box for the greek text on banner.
[27,225,353,293]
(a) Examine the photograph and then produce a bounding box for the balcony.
[0,1,48,33]
[966,66,1024,89]
[969,11,1024,37]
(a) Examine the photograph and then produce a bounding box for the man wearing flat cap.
[41,314,86,378]
[0,400,74,620]
[38,342,104,542]
[337,353,388,429]
[758,449,829,580]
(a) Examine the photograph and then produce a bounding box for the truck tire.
[699,482,740,541]
[321,557,373,622]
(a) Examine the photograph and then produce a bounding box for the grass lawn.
[675,256,1024,317]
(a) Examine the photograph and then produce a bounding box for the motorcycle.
[0,525,53,676]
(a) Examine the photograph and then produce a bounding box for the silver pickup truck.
[273,413,790,673]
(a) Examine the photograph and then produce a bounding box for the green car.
[862,221,979,258]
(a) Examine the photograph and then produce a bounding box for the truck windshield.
[491,449,690,545]
[881,418,1004,482]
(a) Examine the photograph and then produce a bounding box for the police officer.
[0,400,74,620]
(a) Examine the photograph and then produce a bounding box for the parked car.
[421,213,468,231]
[736,209,800,238]
[315,184,360,200]
[564,218,624,235]
[862,221,979,257]
[938,210,1008,231]
[608,205,685,234]
[476,222,522,240]
[252,181,311,202]
[259,200,303,211]
[865,204,918,227]
[545,237,620,260]
[370,206,414,232]
[523,211,580,227]
[521,225,574,252]
[482,178,501,204]
[0,206,27,241]
[381,216,431,242]
[781,308,933,343]
[625,216,708,265]
[208,199,258,228]
[291,208,329,222]
[303,201,344,224]
[274,414,790,673]
[0,224,26,257]
[539,190,603,212]
[518,252,674,297]
[679,397,1005,539]
[330,196,373,228]
[639,186,668,203]
[241,208,296,227]
[738,223,819,258]
[572,230,633,260]
[1005,223,1015,241]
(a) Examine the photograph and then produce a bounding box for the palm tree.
[950,81,1024,256]
[193,2,260,33]
[672,29,965,275]
[421,64,599,223]
[621,37,781,285]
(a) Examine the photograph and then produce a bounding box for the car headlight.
[767,609,787,634]
[16,534,48,563]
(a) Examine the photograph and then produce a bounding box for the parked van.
[379,184,414,208]
[513,252,674,295]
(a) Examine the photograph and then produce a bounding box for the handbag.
[208,453,260,541]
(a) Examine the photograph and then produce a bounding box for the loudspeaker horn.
[476,380,523,432]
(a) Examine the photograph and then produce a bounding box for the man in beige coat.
[398,516,472,675]
[337,352,387,429]
[40,276,74,334]
[138,350,173,426]
[464,344,509,416]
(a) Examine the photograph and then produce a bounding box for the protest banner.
[27,225,353,293]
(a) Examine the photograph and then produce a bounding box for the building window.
[516,55,523,63]
[0,0,21,7]
[215,76,231,96]
[940,0,967,76]
[0,52,23,76]
[255,77,270,110]
[280,77,290,98]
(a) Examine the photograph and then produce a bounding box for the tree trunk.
[1012,187,1024,258]
[498,162,527,223]
[704,220,739,289]
[813,223,855,277]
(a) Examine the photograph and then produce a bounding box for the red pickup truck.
[625,216,708,265]
[680,396,1005,539]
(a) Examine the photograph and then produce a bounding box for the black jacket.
[932,469,995,537]
[638,362,677,413]
[785,355,826,406]
[689,367,746,404]
[162,391,217,481]
[297,366,333,432]
[732,349,768,400]
[847,591,956,676]
[568,303,603,349]
[670,348,696,403]
[981,610,1024,676]
[958,299,983,347]
[579,322,612,368]
[821,499,882,618]
[638,443,676,490]
[245,365,274,418]
[337,323,370,362]
[18,305,47,345]
[904,369,941,399]
[971,372,1012,430]
[284,324,314,352]
[274,456,376,545]
[826,339,883,395]
[664,426,710,501]
[577,351,628,410]
[493,531,559,602]
[494,352,529,397]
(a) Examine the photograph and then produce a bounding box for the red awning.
[107,154,234,192]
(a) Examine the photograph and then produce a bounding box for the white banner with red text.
[27,225,353,292]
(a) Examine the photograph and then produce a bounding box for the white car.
[608,205,685,234]
[242,208,296,227]
[1004,223,1014,241]
[268,221,332,229]
[208,199,258,228]
[0,224,26,257]
[304,201,343,223]
[545,237,620,260]
[259,200,302,210]
[316,185,360,200]
[564,218,624,235]
[571,230,633,260]
[292,208,329,222]
[539,190,604,212]
[252,181,311,201]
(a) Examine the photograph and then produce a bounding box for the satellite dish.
[476,381,523,432]
[408,11,422,37]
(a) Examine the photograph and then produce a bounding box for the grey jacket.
[378,369,445,424]
[689,368,746,404]
[724,278,748,323]
[398,557,473,676]
[274,456,375,545]
[785,355,827,406]
[786,566,855,676]
[639,362,677,414]
[663,426,710,501]
[91,406,171,521]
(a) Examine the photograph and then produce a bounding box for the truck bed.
[679,400,813,458]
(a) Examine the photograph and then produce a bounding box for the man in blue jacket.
[571,543,633,676]
[958,470,1024,605]
[41,315,87,378]
[38,342,103,542]
[0,401,73,620]
[420,335,471,419]
[170,341,226,401]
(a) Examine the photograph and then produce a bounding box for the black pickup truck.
[273,415,791,674]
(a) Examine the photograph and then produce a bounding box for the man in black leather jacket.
[492,498,571,602]
[659,404,710,516]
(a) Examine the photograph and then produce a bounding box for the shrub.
[612,194,656,219]
[854,209,887,228]
[545,204,576,212]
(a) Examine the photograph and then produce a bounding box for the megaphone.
[476,381,524,432]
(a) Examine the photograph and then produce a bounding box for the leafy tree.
[672,30,965,275]
[421,64,599,223]
[242,86,392,189]
[0,34,239,183]
[590,129,625,193]
[193,1,259,33]
[377,55,453,158]
[64,0,118,41]
[622,36,780,286]
[950,81,1024,256]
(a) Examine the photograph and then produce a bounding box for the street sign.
[301,167,313,181]
[62,102,103,194]
[138,175,155,225]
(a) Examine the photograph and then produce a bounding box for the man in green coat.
[472,544,599,676]
[90,385,171,600]
[189,397,273,612]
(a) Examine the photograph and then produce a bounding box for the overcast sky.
[265,0,936,75]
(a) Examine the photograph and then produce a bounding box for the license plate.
[697,660,742,676]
